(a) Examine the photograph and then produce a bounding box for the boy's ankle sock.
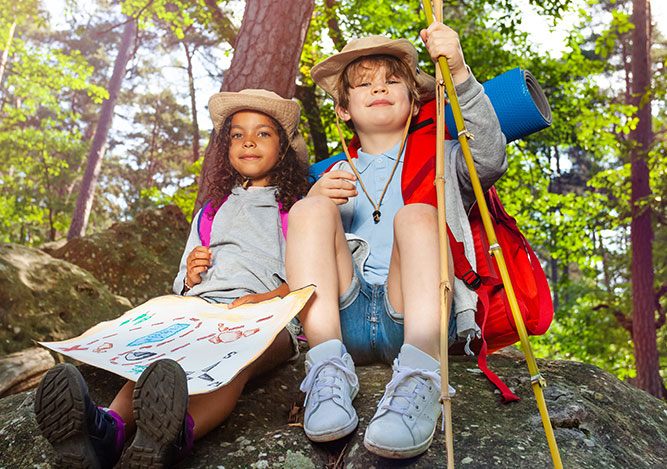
[364,344,455,459]
[34,363,124,469]
[122,359,192,467]
[300,339,359,442]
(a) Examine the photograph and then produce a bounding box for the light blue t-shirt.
[348,141,405,285]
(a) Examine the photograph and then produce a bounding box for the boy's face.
[336,64,418,136]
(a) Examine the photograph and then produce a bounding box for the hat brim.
[311,38,435,103]
[208,91,308,164]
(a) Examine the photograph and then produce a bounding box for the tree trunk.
[195,0,314,214]
[0,21,16,86]
[183,40,200,162]
[68,19,136,239]
[325,0,345,51]
[629,0,661,397]
[296,84,328,162]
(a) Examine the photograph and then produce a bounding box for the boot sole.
[34,363,100,469]
[121,359,188,469]
[363,427,435,459]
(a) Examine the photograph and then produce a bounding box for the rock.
[49,205,190,305]
[1,348,666,468]
[0,347,55,398]
[37,239,67,256]
[0,243,131,356]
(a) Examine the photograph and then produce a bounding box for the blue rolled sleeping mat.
[309,67,553,179]
[445,67,552,144]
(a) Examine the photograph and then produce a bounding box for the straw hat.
[311,35,435,103]
[208,89,308,163]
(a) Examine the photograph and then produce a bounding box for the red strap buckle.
[463,269,482,290]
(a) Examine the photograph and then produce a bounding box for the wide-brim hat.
[311,35,436,104]
[208,89,308,164]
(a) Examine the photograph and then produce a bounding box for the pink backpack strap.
[279,203,289,239]
[197,196,227,247]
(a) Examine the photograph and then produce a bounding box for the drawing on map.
[40,285,315,394]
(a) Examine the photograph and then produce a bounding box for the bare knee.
[394,203,438,237]
[288,196,340,228]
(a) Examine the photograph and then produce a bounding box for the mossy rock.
[0,243,131,356]
[50,205,190,305]
[2,345,666,468]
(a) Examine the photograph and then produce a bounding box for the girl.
[34,89,311,469]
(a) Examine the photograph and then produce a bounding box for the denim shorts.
[338,265,405,365]
[338,265,460,365]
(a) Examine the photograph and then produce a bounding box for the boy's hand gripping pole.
[421,2,563,468]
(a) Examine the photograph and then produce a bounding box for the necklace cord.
[334,100,414,222]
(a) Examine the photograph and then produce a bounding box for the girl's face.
[228,111,282,187]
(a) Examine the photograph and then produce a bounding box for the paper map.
[40,286,314,394]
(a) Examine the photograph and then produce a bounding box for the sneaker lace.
[377,362,442,417]
[379,361,458,432]
[300,357,358,404]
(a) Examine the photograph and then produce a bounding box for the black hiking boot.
[121,359,193,468]
[34,363,125,469]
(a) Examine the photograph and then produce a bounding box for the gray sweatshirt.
[172,186,286,302]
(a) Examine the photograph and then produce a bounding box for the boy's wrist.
[452,66,470,86]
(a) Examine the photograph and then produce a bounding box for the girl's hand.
[229,283,290,309]
[420,22,469,85]
[186,246,213,287]
[308,169,357,205]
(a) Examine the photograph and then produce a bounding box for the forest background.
[1,0,665,399]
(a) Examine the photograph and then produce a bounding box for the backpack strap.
[279,203,289,239]
[476,282,520,403]
[447,225,482,290]
[198,199,217,247]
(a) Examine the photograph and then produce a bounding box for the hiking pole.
[431,1,455,467]
[420,2,564,468]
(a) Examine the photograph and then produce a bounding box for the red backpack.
[320,99,553,402]
[448,187,553,402]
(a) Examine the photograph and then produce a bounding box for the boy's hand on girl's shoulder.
[420,21,470,85]
[186,245,213,286]
[307,170,358,205]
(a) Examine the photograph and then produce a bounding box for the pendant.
[372,210,381,223]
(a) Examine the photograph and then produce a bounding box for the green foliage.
[594,8,634,58]
[140,158,202,223]
[0,8,106,244]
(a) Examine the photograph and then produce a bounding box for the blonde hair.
[336,54,421,111]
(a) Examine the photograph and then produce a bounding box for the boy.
[285,22,507,458]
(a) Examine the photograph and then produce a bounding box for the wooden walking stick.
[421,2,564,468]
[431,0,455,467]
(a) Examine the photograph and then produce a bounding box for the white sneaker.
[364,344,455,459]
[300,339,359,442]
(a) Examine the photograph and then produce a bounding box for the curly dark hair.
[206,112,312,214]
